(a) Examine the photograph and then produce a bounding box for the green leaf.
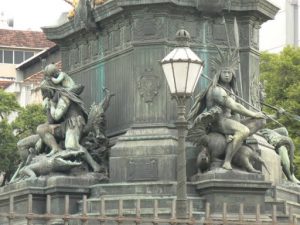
[12,104,47,139]
[260,46,300,180]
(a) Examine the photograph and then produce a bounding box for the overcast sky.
[0,0,71,30]
[0,0,287,52]
[259,0,286,52]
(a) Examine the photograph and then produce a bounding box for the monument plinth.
[42,0,280,215]
[42,0,279,183]
[3,1,297,225]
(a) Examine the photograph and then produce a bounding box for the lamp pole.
[160,29,204,220]
[175,96,188,219]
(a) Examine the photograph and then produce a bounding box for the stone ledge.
[43,0,279,41]
[0,174,107,199]
[192,168,271,193]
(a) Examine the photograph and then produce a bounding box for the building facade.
[260,0,299,52]
[0,28,58,106]
[10,45,61,106]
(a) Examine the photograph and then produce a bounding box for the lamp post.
[161,29,204,219]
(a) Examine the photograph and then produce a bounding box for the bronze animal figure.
[196,132,269,174]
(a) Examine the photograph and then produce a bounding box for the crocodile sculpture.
[19,150,84,179]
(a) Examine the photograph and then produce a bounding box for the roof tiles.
[0,29,55,49]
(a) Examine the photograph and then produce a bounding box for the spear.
[221,16,244,100]
[200,74,284,127]
[222,16,231,52]
[260,101,300,122]
[233,17,244,100]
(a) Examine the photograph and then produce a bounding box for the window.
[0,49,35,64]
[4,50,13,63]
[14,51,24,64]
[25,51,34,60]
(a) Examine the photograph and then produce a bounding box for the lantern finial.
[176,29,191,47]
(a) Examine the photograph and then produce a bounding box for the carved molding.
[43,0,279,42]
[239,23,250,48]
[212,17,235,47]
[250,57,260,108]
[250,21,260,50]
[74,0,98,31]
[127,158,158,181]
[133,15,164,41]
[137,68,161,103]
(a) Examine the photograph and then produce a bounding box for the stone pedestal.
[2,0,283,223]
[110,127,178,182]
[193,169,272,214]
[41,0,280,201]
[255,134,283,185]
[85,181,206,220]
[42,0,279,139]
[0,175,104,225]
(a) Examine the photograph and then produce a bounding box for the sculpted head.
[210,47,239,92]
[44,64,59,78]
[220,69,234,84]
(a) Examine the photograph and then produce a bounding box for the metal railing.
[0,194,298,225]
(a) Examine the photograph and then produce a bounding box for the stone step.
[68,212,206,225]
[79,209,206,218]
[274,213,300,224]
[275,186,300,204]
[284,200,300,215]
[265,199,300,216]
[209,213,272,223]
[265,199,288,215]
[90,182,201,198]
[89,182,197,197]
[77,196,206,216]
[78,195,205,212]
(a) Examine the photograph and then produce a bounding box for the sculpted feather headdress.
[188,46,240,122]
[211,46,239,75]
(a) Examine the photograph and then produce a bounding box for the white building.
[0,27,55,106]
[260,0,299,52]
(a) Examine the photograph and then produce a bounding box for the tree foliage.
[0,89,47,184]
[12,104,47,140]
[260,46,300,178]
[0,89,20,119]
[0,89,20,184]
[0,119,18,183]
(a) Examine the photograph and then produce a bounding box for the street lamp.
[161,29,203,219]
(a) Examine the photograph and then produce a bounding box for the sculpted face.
[220,69,233,83]
[44,64,59,78]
